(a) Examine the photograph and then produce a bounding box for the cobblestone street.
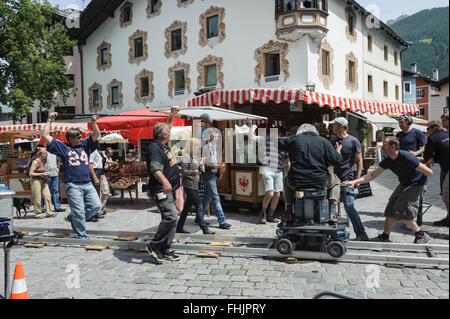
[1,168,448,299]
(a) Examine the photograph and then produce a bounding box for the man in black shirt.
[278,124,343,218]
[145,107,181,263]
[424,120,449,227]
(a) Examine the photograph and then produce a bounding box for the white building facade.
[76,0,407,113]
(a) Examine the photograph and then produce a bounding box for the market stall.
[89,108,188,205]
[184,88,419,205]
[0,122,89,201]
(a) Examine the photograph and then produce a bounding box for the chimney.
[411,63,417,73]
[433,69,439,81]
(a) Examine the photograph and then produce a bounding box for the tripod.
[0,218,22,299]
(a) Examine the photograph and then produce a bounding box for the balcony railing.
[276,0,328,16]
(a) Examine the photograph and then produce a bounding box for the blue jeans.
[341,185,367,238]
[42,176,61,211]
[64,182,101,239]
[200,176,227,225]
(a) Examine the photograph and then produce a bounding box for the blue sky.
[46,0,449,23]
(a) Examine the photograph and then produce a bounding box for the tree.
[0,0,77,122]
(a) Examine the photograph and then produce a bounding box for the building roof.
[68,0,125,45]
[402,69,439,85]
[68,0,410,47]
[433,76,449,88]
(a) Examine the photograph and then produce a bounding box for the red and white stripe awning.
[185,88,419,115]
[0,122,88,141]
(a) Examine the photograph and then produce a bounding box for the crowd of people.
[23,109,448,262]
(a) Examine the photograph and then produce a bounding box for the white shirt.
[89,150,103,169]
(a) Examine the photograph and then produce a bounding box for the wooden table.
[110,181,139,206]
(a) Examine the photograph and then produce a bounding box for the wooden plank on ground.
[24,243,46,248]
[210,241,232,247]
[49,233,70,238]
[114,236,138,241]
[85,246,108,251]
[196,252,219,258]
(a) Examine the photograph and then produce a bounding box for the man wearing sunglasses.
[43,112,101,239]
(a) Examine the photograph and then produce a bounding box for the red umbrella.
[87,108,187,146]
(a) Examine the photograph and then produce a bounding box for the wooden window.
[175,70,185,91]
[322,50,330,76]
[93,89,100,107]
[368,75,373,93]
[348,60,355,84]
[111,86,119,105]
[348,15,354,36]
[383,81,388,97]
[205,65,217,87]
[320,0,328,12]
[171,29,182,51]
[141,78,149,97]
[207,15,219,39]
[384,45,388,61]
[134,37,143,58]
[419,107,425,117]
[123,5,131,22]
[394,51,398,65]
[150,0,158,13]
[404,82,411,94]
[265,53,280,77]
[101,48,108,65]
[395,85,399,100]
[416,89,425,99]
[368,35,372,52]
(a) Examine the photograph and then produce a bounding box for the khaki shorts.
[442,171,449,203]
[385,184,425,221]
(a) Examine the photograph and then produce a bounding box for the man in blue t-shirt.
[43,112,101,239]
[396,114,427,156]
[344,136,433,244]
[329,117,368,241]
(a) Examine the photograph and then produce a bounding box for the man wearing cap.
[424,119,449,227]
[396,114,427,156]
[329,117,369,241]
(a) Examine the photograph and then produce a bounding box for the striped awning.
[185,88,419,115]
[235,120,285,127]
[0,122,88,141]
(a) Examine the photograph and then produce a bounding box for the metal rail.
[15,226,449,269]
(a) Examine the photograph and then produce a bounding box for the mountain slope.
[390,7,449,79]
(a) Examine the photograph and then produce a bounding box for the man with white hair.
[278,123,343,220]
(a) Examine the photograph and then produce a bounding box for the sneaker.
[267,216,280,223]
[203,230,216,235]
[260,212,267,224]
[433,217,449,227]
[369,234,392,242]
[219,223,231,229]
[414,232,432,244]
[55,208,66,212]
[354,235,369,241]
[45,213,55,218]
[162,250,180,262]
[176,228,190,234]
[35,214,45,219]
[145,244,165,262]
[87,216,99,223]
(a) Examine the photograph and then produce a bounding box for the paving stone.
[152,292,174,299]
[212,275,230,282]
[436,282,449,290]
[400,280,417,288]
[427,289,449,297]
[209,281,230,289]
[230,282,253,288]
[186,287,203,294]
[248,276,266,283]
[167,286,187,293]
[171,293,193,299]
[414,281,438,289]
[185,280,210,287]
[221,288,243,296]
[427,275,449,283]
[201,287,221,295]
[242,289,264,297]
[229,276,249,282]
